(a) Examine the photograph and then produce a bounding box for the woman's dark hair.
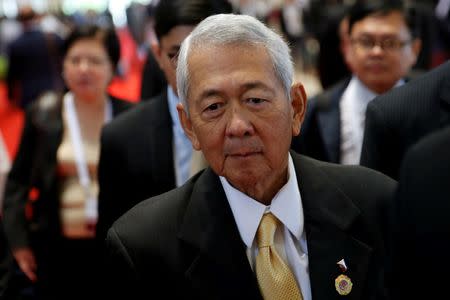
[154,0,232,41]
[62,24,121,70]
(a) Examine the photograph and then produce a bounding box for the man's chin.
[224,171,261,190]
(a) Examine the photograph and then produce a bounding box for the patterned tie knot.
[257,213,279,249]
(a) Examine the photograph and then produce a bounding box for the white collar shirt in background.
[167,86,193,187]
[340,76,403,165]
[220,154,312,300]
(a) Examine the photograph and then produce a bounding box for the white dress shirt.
[220,154,312,300]
[339,76,404,165]
[167,86,193,186]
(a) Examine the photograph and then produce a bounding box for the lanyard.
[63,92,112,223]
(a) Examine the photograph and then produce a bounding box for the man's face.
[177,44,306,203]
[345,11,420,94]
[153,25,195,94]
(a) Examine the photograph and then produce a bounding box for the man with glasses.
[95,0,232,241]
[291,0,421,165]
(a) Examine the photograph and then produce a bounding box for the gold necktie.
[256,213,303,300]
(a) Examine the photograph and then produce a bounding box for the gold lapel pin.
[335,259,353,296]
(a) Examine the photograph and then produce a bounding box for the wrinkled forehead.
[188,39,267,59]
[185,42,277,88]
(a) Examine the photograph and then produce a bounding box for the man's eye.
[206,103,221,111]
[248,98,265,104]
[69,57,81,64]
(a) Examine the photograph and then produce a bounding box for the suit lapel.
[317,81,348,163]
[293,153,373,299]
[178,168,262,299]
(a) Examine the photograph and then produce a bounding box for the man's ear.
[290,82,307,137]
[177,103,201,150]
[151,41,164,69]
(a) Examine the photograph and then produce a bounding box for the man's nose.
[79,59,90,71]
[370,44,385,55]
[225,107,255,137]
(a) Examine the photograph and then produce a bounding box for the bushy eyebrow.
[198,81,275,101]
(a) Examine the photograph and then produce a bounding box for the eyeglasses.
[351,37,412,52]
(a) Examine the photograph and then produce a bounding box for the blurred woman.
[2,24,132,299]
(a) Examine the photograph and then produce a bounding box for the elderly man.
[106,14,395,299]
[291,0,421,165]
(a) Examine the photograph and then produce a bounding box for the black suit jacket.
[360,61,450,180]
[291,79,350,163]
[2,93,132,250]
[106,152,395,299]
[96,90,176,241]
[388,126,450,299]
[7,30,63,108]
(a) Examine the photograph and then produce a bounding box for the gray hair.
[176,13,294,109]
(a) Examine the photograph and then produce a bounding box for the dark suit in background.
[96,92,175,240]
[292,1,422,165]
[140,49,167,99]
[291,79,350,163]
[7,29,63,108]
[387,126,450,299]
[360,60,450,180]
[106,153,395,300]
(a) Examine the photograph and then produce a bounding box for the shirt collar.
[220,154,304,248]
[167,85,183,131]
[351,75,404,103]
[348,76,378,108]
[344,76,404,116]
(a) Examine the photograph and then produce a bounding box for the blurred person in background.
[291,0,421,165]
[2,24,132,299]
[316,6,351,90]
[140,3,167,100]
[6,5,64,109]
[96,0,232,242]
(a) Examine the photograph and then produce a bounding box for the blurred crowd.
[0,1,449,103]
[0,0,450,299]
